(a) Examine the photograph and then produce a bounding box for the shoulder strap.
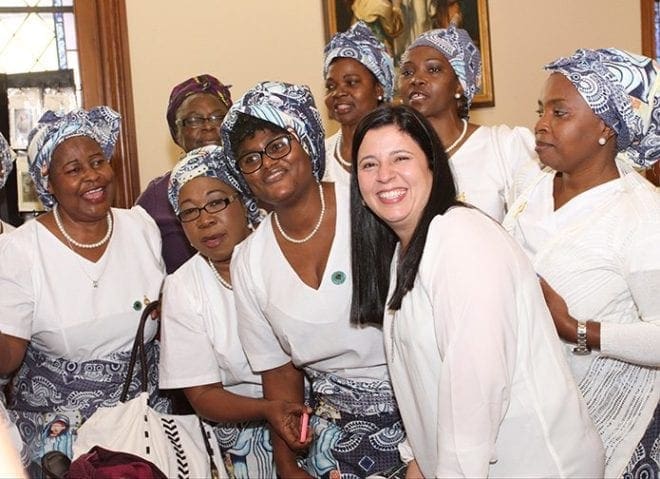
[120,300,160,402]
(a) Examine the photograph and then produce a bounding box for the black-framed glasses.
[237,134,292,174]
[178,193,240,223]
[175,114,225,129]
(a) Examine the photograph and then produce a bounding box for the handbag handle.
[120,299,160,402]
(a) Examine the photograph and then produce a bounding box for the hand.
[265,400,313,452]
[539,277,575,341]
[405,459,424,479]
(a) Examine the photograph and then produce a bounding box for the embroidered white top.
[385,207,604,478]
[0,206,165,361]
[231,182,389,381]
[503,161,660,477]
[159,253,263,398]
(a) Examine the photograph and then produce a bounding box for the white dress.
[503,162,660,477]
[323,132,351,187]
[385,208,604,478]
[450,125,537,222]
[0,220,14,234]
[159,253,262,398]
[231,182,388,381]
[0,206,164,359]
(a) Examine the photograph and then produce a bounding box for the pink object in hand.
[299,412,309,442]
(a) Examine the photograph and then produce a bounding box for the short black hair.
[227,112,288,157]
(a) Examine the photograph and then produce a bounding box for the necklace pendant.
[92,280,99,288]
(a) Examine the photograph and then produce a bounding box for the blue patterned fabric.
[221,81,326,201]
[0,133,15,189]
[300,370,405,479]
[545,48,660,168]
[324,21,395,102]
[622,401,660,479]
[26,106,121,209]
[8,342,168,471]
[213,421,275,479]
[167,144,261,227]
[403,25,482,107]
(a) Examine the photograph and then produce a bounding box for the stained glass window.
[0,0,78,83]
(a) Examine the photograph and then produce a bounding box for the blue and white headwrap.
[26,106,120,209]
[324,21,395,102]
[0,133,15,190]
[168,144,261,227]
[402,25,482,107]
[545,48,660,168]
[221,81,326,199]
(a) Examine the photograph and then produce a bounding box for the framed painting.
[15,154,45,213]
[323,0,494,107]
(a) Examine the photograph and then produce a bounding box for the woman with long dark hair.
[350,104,604,478]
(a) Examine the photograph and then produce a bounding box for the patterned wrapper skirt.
[300,370,406,479]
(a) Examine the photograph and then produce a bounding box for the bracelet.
[572,321,591,355]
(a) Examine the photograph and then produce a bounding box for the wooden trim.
[74,0,140,208]
[641,0,655,58]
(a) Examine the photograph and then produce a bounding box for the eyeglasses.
[237,134,292,174]
[178,193,240,223]
[175,114,225,129]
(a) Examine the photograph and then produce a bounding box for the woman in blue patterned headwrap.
[159,145,309,479]
[0,133,16,234]
[323,21,394,186]
[0,107,168,476]
[399,26,539,222]
[503,48,660,478]
[221,81,405,479]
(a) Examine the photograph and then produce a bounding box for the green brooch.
[331,271,346,285]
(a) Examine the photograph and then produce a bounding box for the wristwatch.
[572,321,591,355]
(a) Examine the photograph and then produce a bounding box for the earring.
[598,137,606,146]
[377,95,384,102]
[454,93,461,99]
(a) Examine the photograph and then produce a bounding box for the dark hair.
[349,104,460,326]
[227,112,288,157]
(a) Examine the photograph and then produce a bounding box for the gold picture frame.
[323,0,494,107]
[15,154,46,213]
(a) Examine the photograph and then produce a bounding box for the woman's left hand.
[539,278,576,342]
[265,400,313,451]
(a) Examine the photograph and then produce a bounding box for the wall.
[126,0,642,189]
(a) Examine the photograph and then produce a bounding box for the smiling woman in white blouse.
[350,104,604,478]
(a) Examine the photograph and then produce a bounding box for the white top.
[159,253,263,398]
[450,125,537,222]
[232,182,388,381]
[385,208,604,478]
[323,132,351,187]
[0,220,14,234]
[0,207,165,361]
[503,162,660,476]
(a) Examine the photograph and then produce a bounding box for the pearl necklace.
[444,119,468,154]
[206,257,233,291]
[273,182,325,244]
[53,204,113,249]
[334,132,352,169]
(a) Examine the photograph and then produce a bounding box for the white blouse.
[450,125,537,222]
[159,254,263,398]
[503,163,660,476]
[231,182,389,381]
[0,220,14,234]
[0,206,165,361]
[386,208,604,478]
[323,132,351,187]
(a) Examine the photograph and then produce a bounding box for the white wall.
[126,0,642,189]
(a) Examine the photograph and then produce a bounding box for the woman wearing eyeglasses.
[221,81,404,479]
[136,74,233,274]
[158,145,310,479]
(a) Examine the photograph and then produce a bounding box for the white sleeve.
[130,205,166,275]
[601,219,660,366]
[0,233,34,340]
[159,272,223,389]
[427,215,517,477]
[231,242,292,372]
